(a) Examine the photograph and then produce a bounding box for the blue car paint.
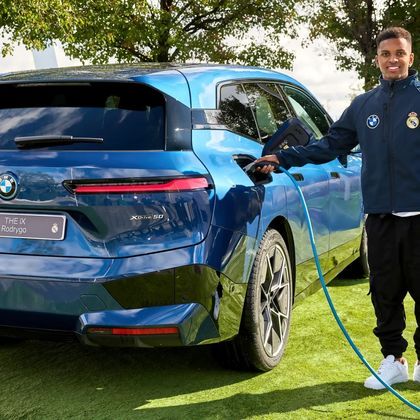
[0,150,214,257]
[179,65,306,109]
[284,159,362,297]
[191,130,263,236]
[134,70,192,107]
[0,277,121,315]
[0,223,254,285]
[271,164,330,263]
[179,65,359,267]
[0,228,254,348]
[323,156,364,243]
[0,64,363,347]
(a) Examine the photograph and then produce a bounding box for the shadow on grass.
[337,264,370,281]
[1,339,419,418]
[0,339,254,401]
[329,277,369,287]
[135,381,419,419]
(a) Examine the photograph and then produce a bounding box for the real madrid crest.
[406,112,419,129]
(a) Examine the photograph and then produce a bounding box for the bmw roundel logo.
[366,114,380,129]
[0,173,19,200]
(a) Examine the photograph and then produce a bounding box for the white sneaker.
[364,355,409,390]
[413,361,420,382]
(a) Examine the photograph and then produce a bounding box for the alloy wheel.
[259,243,291,357]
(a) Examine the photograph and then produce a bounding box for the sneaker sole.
[364,377,409,390]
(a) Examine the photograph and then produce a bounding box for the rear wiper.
[14,135,104,148]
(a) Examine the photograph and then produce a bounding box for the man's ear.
[374,56,379,67]
[409,52,414,67]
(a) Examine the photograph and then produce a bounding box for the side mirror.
[262,118,311,156]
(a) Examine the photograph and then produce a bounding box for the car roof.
[0,63,307,109]
[0,63,178,82]
[176,65,304,108]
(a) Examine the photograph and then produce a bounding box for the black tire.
[0,336,23,345]
[215,229,293,371]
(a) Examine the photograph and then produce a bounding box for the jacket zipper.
[387,82,395,212]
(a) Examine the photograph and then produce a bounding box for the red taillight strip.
[88,327,179,336]
[73,177,209,194]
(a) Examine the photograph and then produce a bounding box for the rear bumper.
[0,260,246,345]
[0,224,252,345]
[78,303,219,347]
[0,303,220,347]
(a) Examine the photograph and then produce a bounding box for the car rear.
[0,69,217,345]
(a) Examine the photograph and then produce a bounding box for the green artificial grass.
[0,277,419,419]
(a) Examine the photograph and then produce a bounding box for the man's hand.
[253,155,280,174]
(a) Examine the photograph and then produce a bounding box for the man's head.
[375,27,414,81]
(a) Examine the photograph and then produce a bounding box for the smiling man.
[254,27,420,389]
[377,32,414,81]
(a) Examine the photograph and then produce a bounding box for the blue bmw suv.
[0,64,364,371]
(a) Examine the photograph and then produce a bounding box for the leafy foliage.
[305,0,420,90]
[0,0,302,69]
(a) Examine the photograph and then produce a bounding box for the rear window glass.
[0,82,165,150]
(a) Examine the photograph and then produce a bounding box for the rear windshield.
[0,82,165,150]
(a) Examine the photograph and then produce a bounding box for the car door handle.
[330,172,340,179]
[291,173,304,181]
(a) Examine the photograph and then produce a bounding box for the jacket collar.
[379,69,418,92]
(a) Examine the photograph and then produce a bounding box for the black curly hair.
[376,27,412,48]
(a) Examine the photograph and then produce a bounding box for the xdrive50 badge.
[0,173,19,200]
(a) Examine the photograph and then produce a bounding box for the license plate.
[0,213,66,240]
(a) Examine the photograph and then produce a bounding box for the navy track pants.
[366,213,420,359]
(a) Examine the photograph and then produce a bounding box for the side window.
[244,83,291,140]
[282,85,330,139]
[219,84,259,139]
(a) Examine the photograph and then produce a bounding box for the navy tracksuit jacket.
[276,70,420,358]
[276,70,420,214]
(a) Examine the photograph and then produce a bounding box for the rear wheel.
[216,229,293,371]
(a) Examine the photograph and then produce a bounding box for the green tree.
[304,0,420,90]
[0,0,302,69]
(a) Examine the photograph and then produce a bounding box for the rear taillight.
[65,177,209,194]
[87,327,179,336]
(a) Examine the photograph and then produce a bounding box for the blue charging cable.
[280,166,420,412]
